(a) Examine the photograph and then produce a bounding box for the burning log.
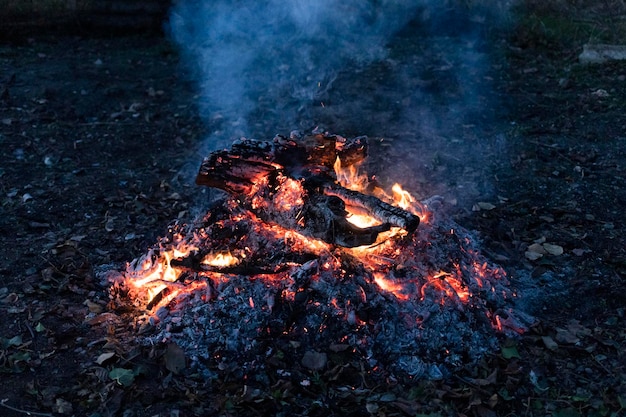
[106,131,531,382]
[323,184,419,232]
[195,132,418,247]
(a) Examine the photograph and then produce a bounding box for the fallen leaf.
[555,327,580,344]
[529,370,548,392]
[477,202,496,210]
[542,335,559,351]
[84,300,104,313]
[566,320,591,337]
[365,402,379,413]
[379,392,396,402]
[469,368,498,386]
[1,292,19,304]
[96,351,116,365]
[525,251,543,261]
[528,243,547,254]
[543,243,563,256]
[165,342,186,374]
[329,343,350,352]
[54,398,73,415]
[301,350,327,370]
[501,345,520,359]
[109,367,135,386]
[8,335,22,346]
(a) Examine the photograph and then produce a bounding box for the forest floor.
[1,2,625,416]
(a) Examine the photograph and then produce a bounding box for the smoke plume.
[168,0,514,204]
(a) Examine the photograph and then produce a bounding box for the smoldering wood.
[195,150,280,194]
[302,194,391,247]
[170,252,317,275]
[196,133,368,189]
[195,132,417,247]
[171,260,291,276]
[323,184,420,232]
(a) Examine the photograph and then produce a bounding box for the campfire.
[105,131,530,379]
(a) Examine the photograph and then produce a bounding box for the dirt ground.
[1,2,625,416]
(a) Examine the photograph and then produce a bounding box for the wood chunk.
[195,132,417,247]
[323,184,419,232]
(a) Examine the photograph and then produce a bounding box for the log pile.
[196,132,419,247]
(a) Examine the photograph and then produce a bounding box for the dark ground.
[1,2,625,416]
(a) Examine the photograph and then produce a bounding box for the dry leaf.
[542,335,559,351]
[525,251,543,261]
[478,202,496,210]
[165,342,186,374]
[301,350,327,370]
[54,398,73,415]
[527,243,547,254]
[543,243,563,256]
[84,300,104,313]
[1,292,19,304]
[96,351,116,365]
[329,343,350,352]
[566,319,591,337]
[555,327,580,344]
[366,403,379,413]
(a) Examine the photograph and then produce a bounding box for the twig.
[0,399,53,417]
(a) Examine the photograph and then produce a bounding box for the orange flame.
[117,146,515,335]
[202,251,240,267]
[334,157,368,191]
[373,272,410,301]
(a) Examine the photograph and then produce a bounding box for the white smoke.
[168,0,515,205]
[168,0,426,142]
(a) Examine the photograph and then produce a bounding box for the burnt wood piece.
[196,133,368,192]
[273,133,368,173]
[169,250,319,275]
[302,194,391,247]
[170,258,291,275]
[195,132,417,247]
[323,184,420,232]
[195,149,280,194]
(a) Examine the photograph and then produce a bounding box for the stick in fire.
[195,132,419,247]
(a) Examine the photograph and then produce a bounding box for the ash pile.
[104,132,531,381]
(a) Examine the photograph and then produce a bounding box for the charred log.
[195,132,417,247]
[323,184,419,232]
[195,150,281,194]
[196,133,368,190]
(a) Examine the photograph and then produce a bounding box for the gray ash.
[105,192,531,381]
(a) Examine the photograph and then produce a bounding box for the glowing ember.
[105,132,531,380]
[202,252,240,267]
[373,272,410,301]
